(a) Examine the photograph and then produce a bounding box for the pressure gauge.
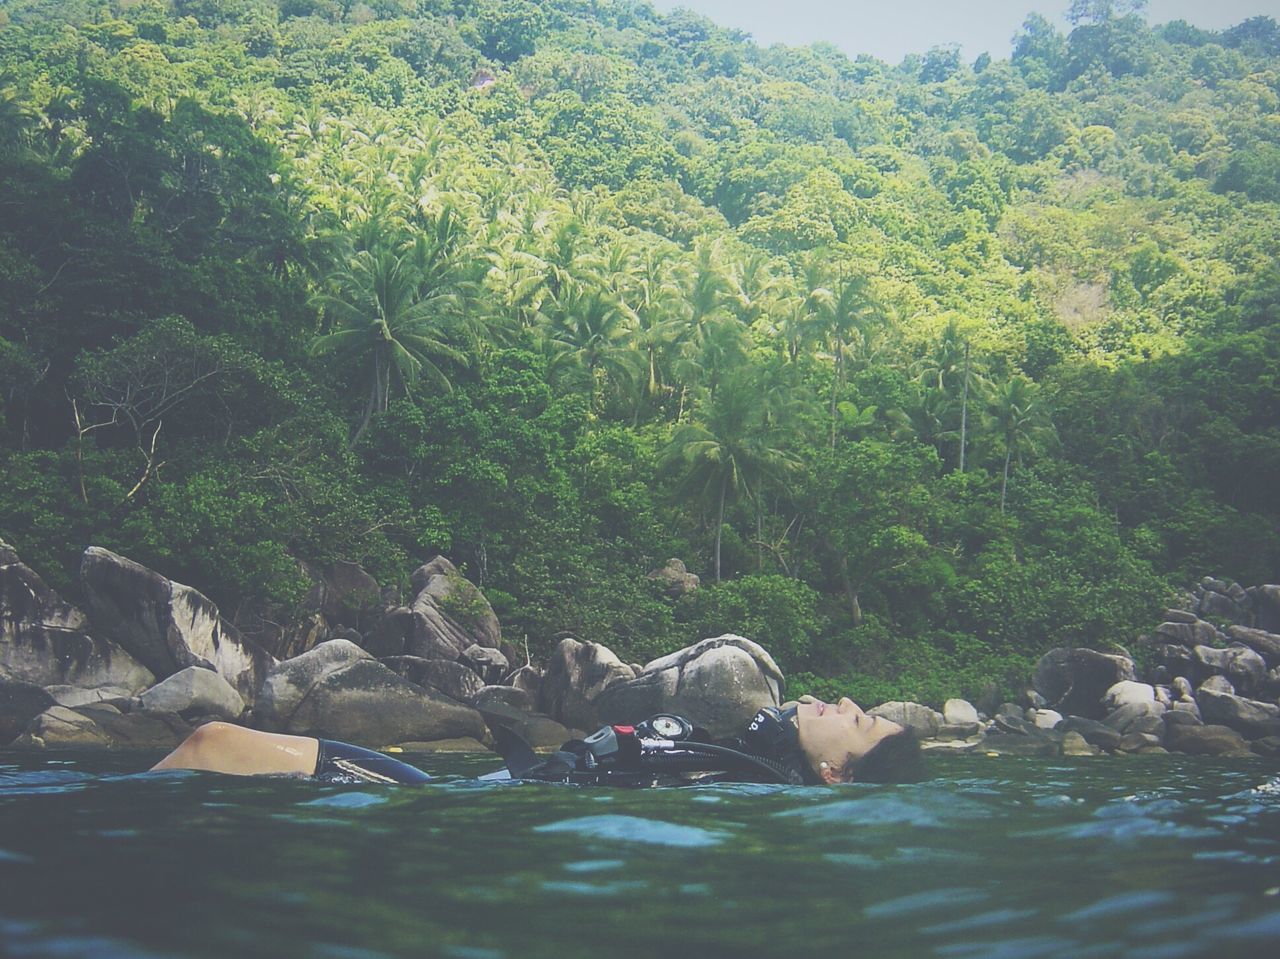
[639,713,693,741]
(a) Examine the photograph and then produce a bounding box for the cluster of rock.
[3,541,1278,765]
[1,542,778,755]
[905,578,1280,759]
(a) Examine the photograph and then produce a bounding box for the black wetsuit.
[313,739,432,785]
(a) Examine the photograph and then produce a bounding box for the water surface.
[1,751,1278,958]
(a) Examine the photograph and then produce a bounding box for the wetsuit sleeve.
[314,739,432,784]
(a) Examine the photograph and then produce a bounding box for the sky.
[648,1,1276,64]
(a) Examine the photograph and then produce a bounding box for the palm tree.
[661,369,799,582]
[543,282,640,411]
[913,318,984,469]
[811,272,884,446]
[987,375,1057,512]
[310,245,466,444]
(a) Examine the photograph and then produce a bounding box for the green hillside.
[2,0,1277,704]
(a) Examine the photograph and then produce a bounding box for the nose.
[837,697,863,716]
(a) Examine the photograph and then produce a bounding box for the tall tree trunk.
[714,470,728,583]
[838,555,863,626]
[830,342,842,448]
[1001,442,1012,513]
[959,341,970,472]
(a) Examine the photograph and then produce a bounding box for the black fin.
[490,722,541,779]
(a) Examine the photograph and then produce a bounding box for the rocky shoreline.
[2,540,1278,761]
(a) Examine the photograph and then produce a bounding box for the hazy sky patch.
[648,1,1272,64]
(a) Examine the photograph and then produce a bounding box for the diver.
[150,696,923,786]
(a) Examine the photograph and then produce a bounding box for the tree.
[310,243,467,444]
[985,375,1057,512]
[662,369,798,582]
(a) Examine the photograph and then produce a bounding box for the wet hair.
[839,728,924,784]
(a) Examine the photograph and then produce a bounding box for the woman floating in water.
[152,696,924,787]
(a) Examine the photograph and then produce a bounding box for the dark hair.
[840,728,925,784]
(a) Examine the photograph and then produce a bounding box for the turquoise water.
[1,751,1278,959]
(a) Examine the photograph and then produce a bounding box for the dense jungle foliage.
[1,0,1278,705]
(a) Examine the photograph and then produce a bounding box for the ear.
[818,760,842,785]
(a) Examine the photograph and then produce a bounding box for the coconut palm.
[543,282,641,411]
[986,374,1057,512]
[661,369,799,582]
[310,244,467,444]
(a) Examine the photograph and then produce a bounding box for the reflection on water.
[1,751,1278,959]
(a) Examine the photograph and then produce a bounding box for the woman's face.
[788,695,905,783]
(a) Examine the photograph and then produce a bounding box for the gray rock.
[1,560,155,694]
[1062,731,1099,756]
[42,685,133,708]
[1161,609,1200,625]
[138,667,245,722]
[1199,674,1235,694]
[943,698,979,725]
[647,558,701,599]
[80,547,272,701]
[473,685,537,714]
[1118,732,1163,752]
[362,607,417,658]
[1033,709,1064,730]
[477,700,575,750]
[381,656,485,704]
[1024,689,1048,709]
[271,613,330,661]
[1032,648,1136,719]
[1225,626,1280,668]
[540,638,638,730]
[595,635,782,740]
[1199,590,1248,623]
[1103,701,1166,735]
[1251,736,1280,758]
[1154,685,1172,707]
[1171,676,1194,700]
[980,733,1059,757]
[1104,681,1156,710]
[869,702,943,739]
[1248,585,1280,632]
[1164,709,1203,727]
[255,639,484,746]
[12,704,191,750]
[506,665,543,698]
[406,556,502,659]
[0,678,56,745]
[308,561,381,628]
[461,645,509,685]
[1193,644,1266,694]
[1156,619,1222,647]
[1059,716,1123,751]
[1164,723,1252,756]
[1196,688,1280,739]
[935,722,981,740]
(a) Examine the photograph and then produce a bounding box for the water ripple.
[533,814,728,847]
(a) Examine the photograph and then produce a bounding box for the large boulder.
[80,547,273,701]
[1248,585,1280,633]
[13,704,191,750]
[1032,648,1137,719]
[1224,626,1280,668]
[869,701,943,739]
[254,639,484,747]
[307,561,382,629]
[461,645,509,685]
[1,558,154,694]
[539,637,638,730]
[381,656,485,704]
[1155,619,1221,648]
[138,666,245,722]
[1193,644,1266,695]
[1104,681,1156,711]
[406,557,501,659]
[594,635,782,740]
[1196,688,1280,740]
[647,558,700,599]
[1164,722,1252,756]
[0,678,56,745]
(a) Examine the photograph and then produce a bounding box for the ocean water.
[1,750,1278,959]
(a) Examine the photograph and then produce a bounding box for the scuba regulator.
[488,706,816,786]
